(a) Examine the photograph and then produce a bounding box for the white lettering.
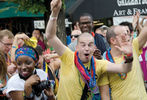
[114,10,119,16]
[117,0,142,6]
[133,8,147,15]
[113,10,126,16]
[142,0,147,4]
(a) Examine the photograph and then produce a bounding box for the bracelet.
[124,53,133,63]
[50,16,57,21]
[12,45,18,49]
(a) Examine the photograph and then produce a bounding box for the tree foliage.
[6,0,66,44]
[7,0,65,14]
[7,0,47,14]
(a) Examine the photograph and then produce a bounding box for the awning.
[0,2,44,18]
[66,0,147,21]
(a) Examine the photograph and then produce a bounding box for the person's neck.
[110,46,123,57]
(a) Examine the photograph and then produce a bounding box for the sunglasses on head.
[71,35,79,38]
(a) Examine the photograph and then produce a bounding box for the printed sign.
[34,20,45,29]
[69,0,147,21]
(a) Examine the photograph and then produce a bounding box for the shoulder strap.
[81,84,88,100]
[48,67,55,81]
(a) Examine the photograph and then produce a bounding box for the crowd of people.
[0,0,147,100]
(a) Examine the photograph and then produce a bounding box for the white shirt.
[6,69,48,99]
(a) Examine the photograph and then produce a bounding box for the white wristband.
[50,16,57,20]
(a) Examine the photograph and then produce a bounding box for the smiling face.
[16,55,35,78]
[76,33,96,63]
[79,16,93,33]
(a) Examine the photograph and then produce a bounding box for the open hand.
[115,41,132,55]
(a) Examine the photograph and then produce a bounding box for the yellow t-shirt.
[108,38,147,100]
[57,48,108,100]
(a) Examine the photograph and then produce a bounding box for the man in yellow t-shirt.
[103,25,147,100]
[45,0,134,100]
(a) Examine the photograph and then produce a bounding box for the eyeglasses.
[71,35,79,38]
[79,21,92,25]
[0,40,12,46]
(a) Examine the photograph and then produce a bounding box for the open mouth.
[84,53,89,59]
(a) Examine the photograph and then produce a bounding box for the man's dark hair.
[79,13,93,22]
[32,28,41,34]
[119,21,133,33]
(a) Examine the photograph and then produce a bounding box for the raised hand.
[50,0,62,16]
[132,11,140,30]
[115,40,132,55]
[15,33,30,41]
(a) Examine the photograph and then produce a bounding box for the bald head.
[77,32,94,44]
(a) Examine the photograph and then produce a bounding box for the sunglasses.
[71,35,79,38]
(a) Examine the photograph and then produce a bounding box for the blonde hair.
[0,29,14,40]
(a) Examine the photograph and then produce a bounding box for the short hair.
[106,26,117,44]
[119,21,133,33]
[0,29,14,40]
[32,28,41,35]
[79,13,93,22]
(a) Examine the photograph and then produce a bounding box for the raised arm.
[45,0,66,56]
[138,22,147,50]
[11,33,29,62]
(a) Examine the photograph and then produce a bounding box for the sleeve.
[60,47,74,64]
[96,60,109,86]
[97,72,109,86]
[6,75,24,97]
[36,69,48,81]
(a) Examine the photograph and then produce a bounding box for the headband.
[15,46,38,62]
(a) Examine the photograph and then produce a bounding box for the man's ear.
[110,37,116,45]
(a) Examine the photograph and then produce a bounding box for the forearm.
[138,26,147,49]
[11,36,19,62]
[10,91,24,100]
[24,83,32,97]
[121,62,132,73]
[99,85,110,100]
[45,12,58,39]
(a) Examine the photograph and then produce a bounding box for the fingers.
[26,75,40,85]
[50,0,62,12]
[16,33,30,41]
[115,42,132,54]
[44,88,55,99]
